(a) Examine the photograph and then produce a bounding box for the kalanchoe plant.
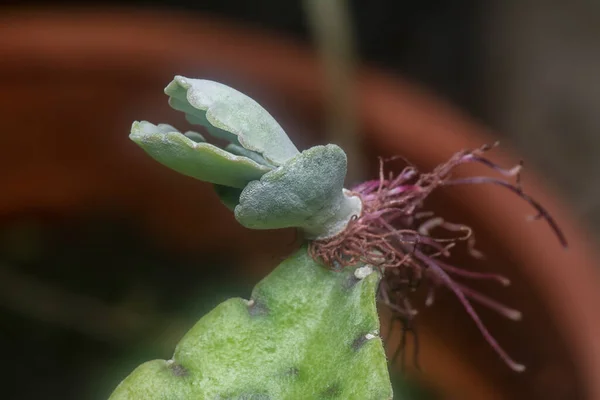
[114,77,386,399]
[130,76,361,239]
[112,76,566,398]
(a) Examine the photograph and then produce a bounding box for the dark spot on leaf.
[168,361,188,377]
[352,333,370,351]
[284,367,299,377]
[343,273,360,290]
[248,298,269,317]
[321,383,341,398]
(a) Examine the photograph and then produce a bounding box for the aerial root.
[310,143,565,372]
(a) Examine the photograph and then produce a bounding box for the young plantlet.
[112,76,565,398]
[112,77,390,399]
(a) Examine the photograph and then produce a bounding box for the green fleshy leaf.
[235,145,362,239]
[109,247,392,399]
[183,131,206,143]
[165,76,299,166]
[130,121,270,188]
[225,143,275,168]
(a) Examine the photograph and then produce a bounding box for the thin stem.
[303,0,365,184]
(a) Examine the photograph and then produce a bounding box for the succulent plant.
[112,74,567,399]
[111,76,392,399]
[129,76,361,240]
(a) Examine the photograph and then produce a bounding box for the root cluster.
[309,143,566,372]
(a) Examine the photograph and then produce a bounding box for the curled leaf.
[165,76,299,166]
[130,121,270,188]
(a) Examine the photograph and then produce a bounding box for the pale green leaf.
[165,76,299,166]
[130,121,270,188]
[109,247,392,400]
[235,145,362,239]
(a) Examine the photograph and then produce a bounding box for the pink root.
[416,251,526,372]
[309,143,566,372]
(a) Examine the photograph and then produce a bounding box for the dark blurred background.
[1,1,599,399]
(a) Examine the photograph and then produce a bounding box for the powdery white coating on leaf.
[234,145,363,239]
[130,121,270,188]
[165,76,299,166]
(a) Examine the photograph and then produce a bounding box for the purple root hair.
[309,142,566,372]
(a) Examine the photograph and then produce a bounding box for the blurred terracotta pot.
[1,8,599,400]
